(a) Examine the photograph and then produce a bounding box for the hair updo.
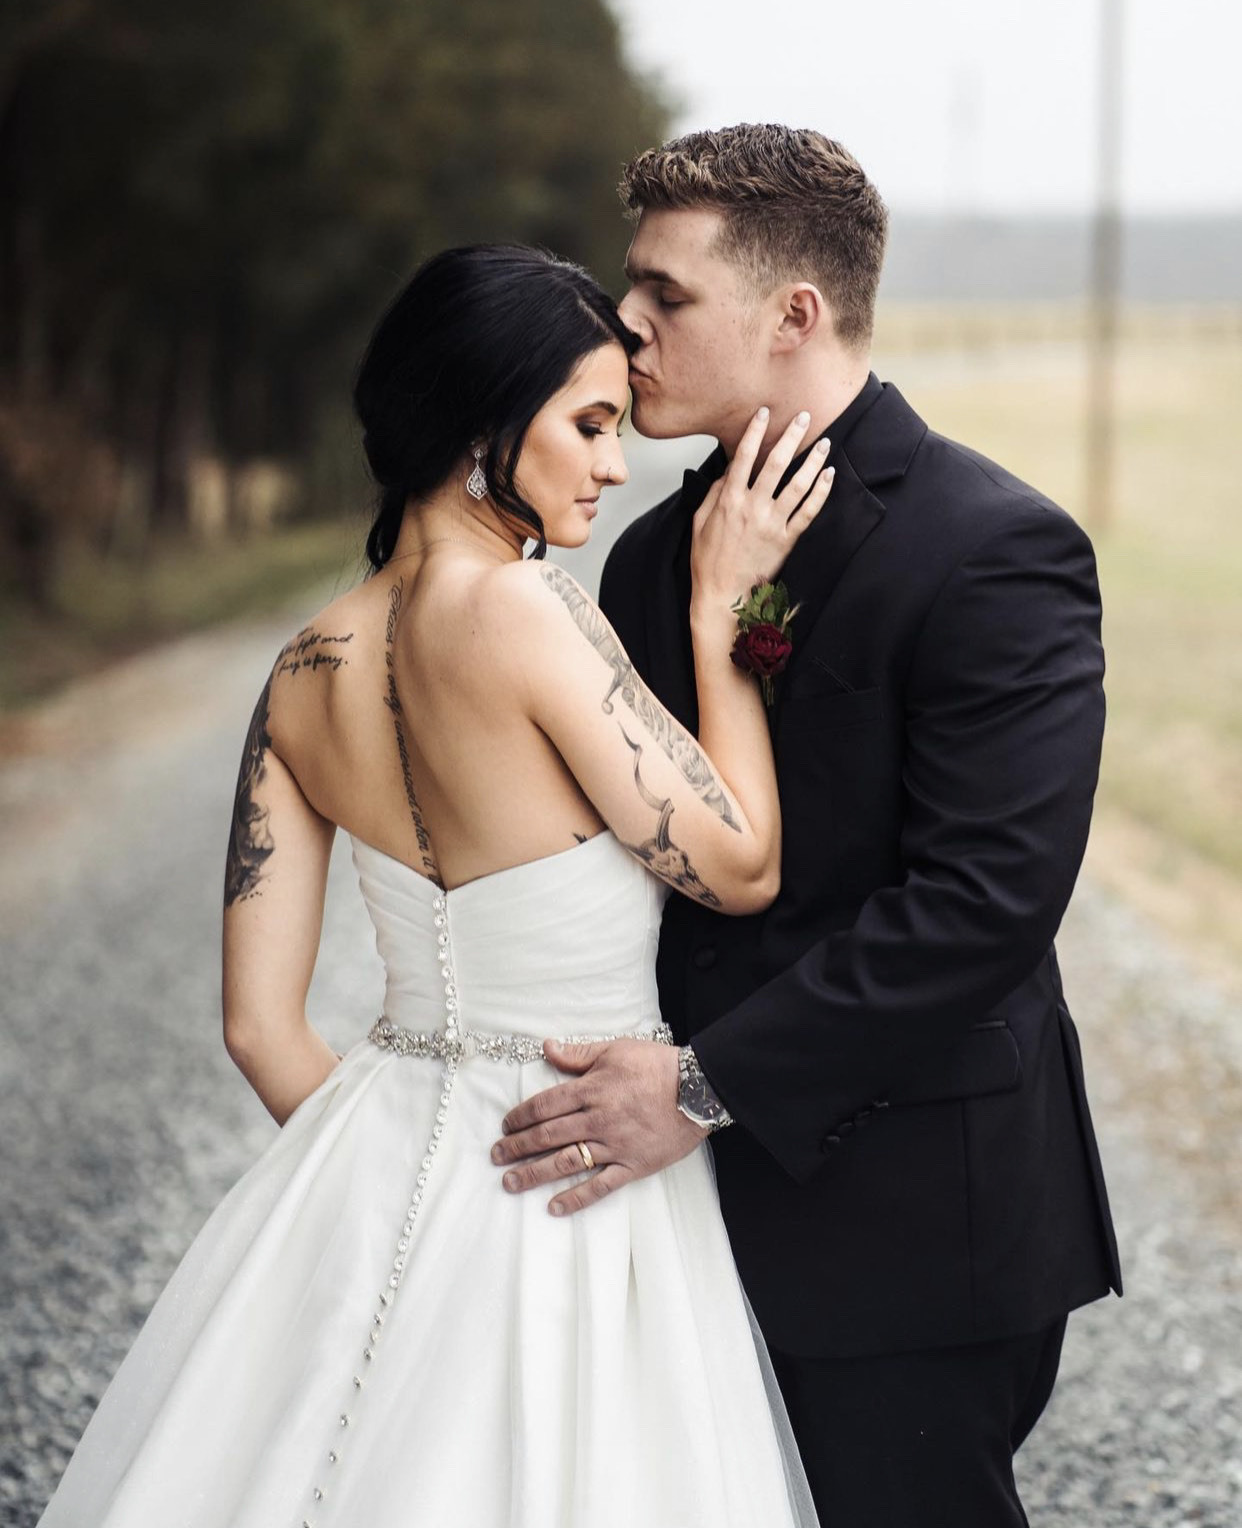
[353,244,639,569]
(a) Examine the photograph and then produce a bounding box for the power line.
[1085,0,1125,534]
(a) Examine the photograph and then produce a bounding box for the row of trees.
[0,0,667,600]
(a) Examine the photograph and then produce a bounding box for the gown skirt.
[36,829,820,1528]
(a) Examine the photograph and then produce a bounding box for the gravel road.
[2,441,1239,1523]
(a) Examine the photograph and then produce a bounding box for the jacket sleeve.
[690,506,1106,1184]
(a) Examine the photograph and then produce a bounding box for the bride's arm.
[509,411,832,915]
[220,664,339,1126]
[686,407,834,894]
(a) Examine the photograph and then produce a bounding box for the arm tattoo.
[618,727,721,908]
[276,627,354,676]
[223,626,355,908]
[383,579,442,884]
[224,673,276,907]
[540,565,741,833]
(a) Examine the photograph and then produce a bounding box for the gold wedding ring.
[576,1141,596,1170]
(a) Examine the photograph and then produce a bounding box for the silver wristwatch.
[677,1045,734,1134]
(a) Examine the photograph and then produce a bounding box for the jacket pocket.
[779,684,882,732]
[885,1021,1023,1108]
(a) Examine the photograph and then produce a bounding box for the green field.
[0,519,363,712]
[874,320,1242,894]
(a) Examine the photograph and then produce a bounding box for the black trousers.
[768,1316,1068,1527]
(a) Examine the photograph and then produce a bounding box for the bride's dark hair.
[353,244,639,569]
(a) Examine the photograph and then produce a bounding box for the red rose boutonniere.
[729,579,801,705]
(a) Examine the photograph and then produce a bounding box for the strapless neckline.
[347,826,621,901]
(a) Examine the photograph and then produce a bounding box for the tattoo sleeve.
[224,674,276,907]
[617,727,721,907]
[540,565,742,832]
[223,625,355,908]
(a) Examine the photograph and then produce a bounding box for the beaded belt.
[367,1014,675,1063]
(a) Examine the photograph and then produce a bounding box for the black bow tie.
[680,445,727,518]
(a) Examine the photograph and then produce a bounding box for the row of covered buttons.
[821,1098,888,1151]
[302,888,458,1526]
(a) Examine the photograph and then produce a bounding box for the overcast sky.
[611,0,1242,215]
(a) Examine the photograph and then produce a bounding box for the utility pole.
[1085,0,1124,534]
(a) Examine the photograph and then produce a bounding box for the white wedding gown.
[37,828,819,1528]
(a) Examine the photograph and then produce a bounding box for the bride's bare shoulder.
[465,560,628,714]
[477,558,607,637]
[378,560,614,700]
[269,585,372,682]
[256,581,380,754]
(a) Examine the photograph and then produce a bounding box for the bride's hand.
[690,407,834,615]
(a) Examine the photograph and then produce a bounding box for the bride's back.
[266,550,603,890]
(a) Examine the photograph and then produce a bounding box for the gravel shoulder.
[1,578,1239,1527]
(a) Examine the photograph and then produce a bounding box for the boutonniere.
[729,579,801,706]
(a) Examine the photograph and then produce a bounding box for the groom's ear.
[771,283,829,355]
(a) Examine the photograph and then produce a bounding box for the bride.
[36,244,834,1527]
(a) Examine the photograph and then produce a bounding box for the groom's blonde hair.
[619,124,888,349]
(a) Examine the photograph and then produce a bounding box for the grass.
[873,319,1242,882]
[0,518,365,711]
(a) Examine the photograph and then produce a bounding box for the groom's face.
[619,208,769,445]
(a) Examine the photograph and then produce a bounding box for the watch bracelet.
[679,1044,735,1130]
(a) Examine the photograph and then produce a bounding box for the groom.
[494,124,1121,1524]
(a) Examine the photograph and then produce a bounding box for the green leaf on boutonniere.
[729,579,801,705]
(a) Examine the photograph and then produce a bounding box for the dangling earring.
[466,445,488,501]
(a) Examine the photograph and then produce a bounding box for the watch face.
[679,1048,727,1125]
[680,1074,722,1123]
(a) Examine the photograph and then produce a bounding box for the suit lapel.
[635,381,927,733]
[769,380,926,726]
[641,448,726,733]
[768,451,885,725]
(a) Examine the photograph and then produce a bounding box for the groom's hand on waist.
[489,1038,709,1218]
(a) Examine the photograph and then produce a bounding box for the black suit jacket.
[599,375,1122,1359]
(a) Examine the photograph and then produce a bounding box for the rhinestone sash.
[367,1014,675,1063]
